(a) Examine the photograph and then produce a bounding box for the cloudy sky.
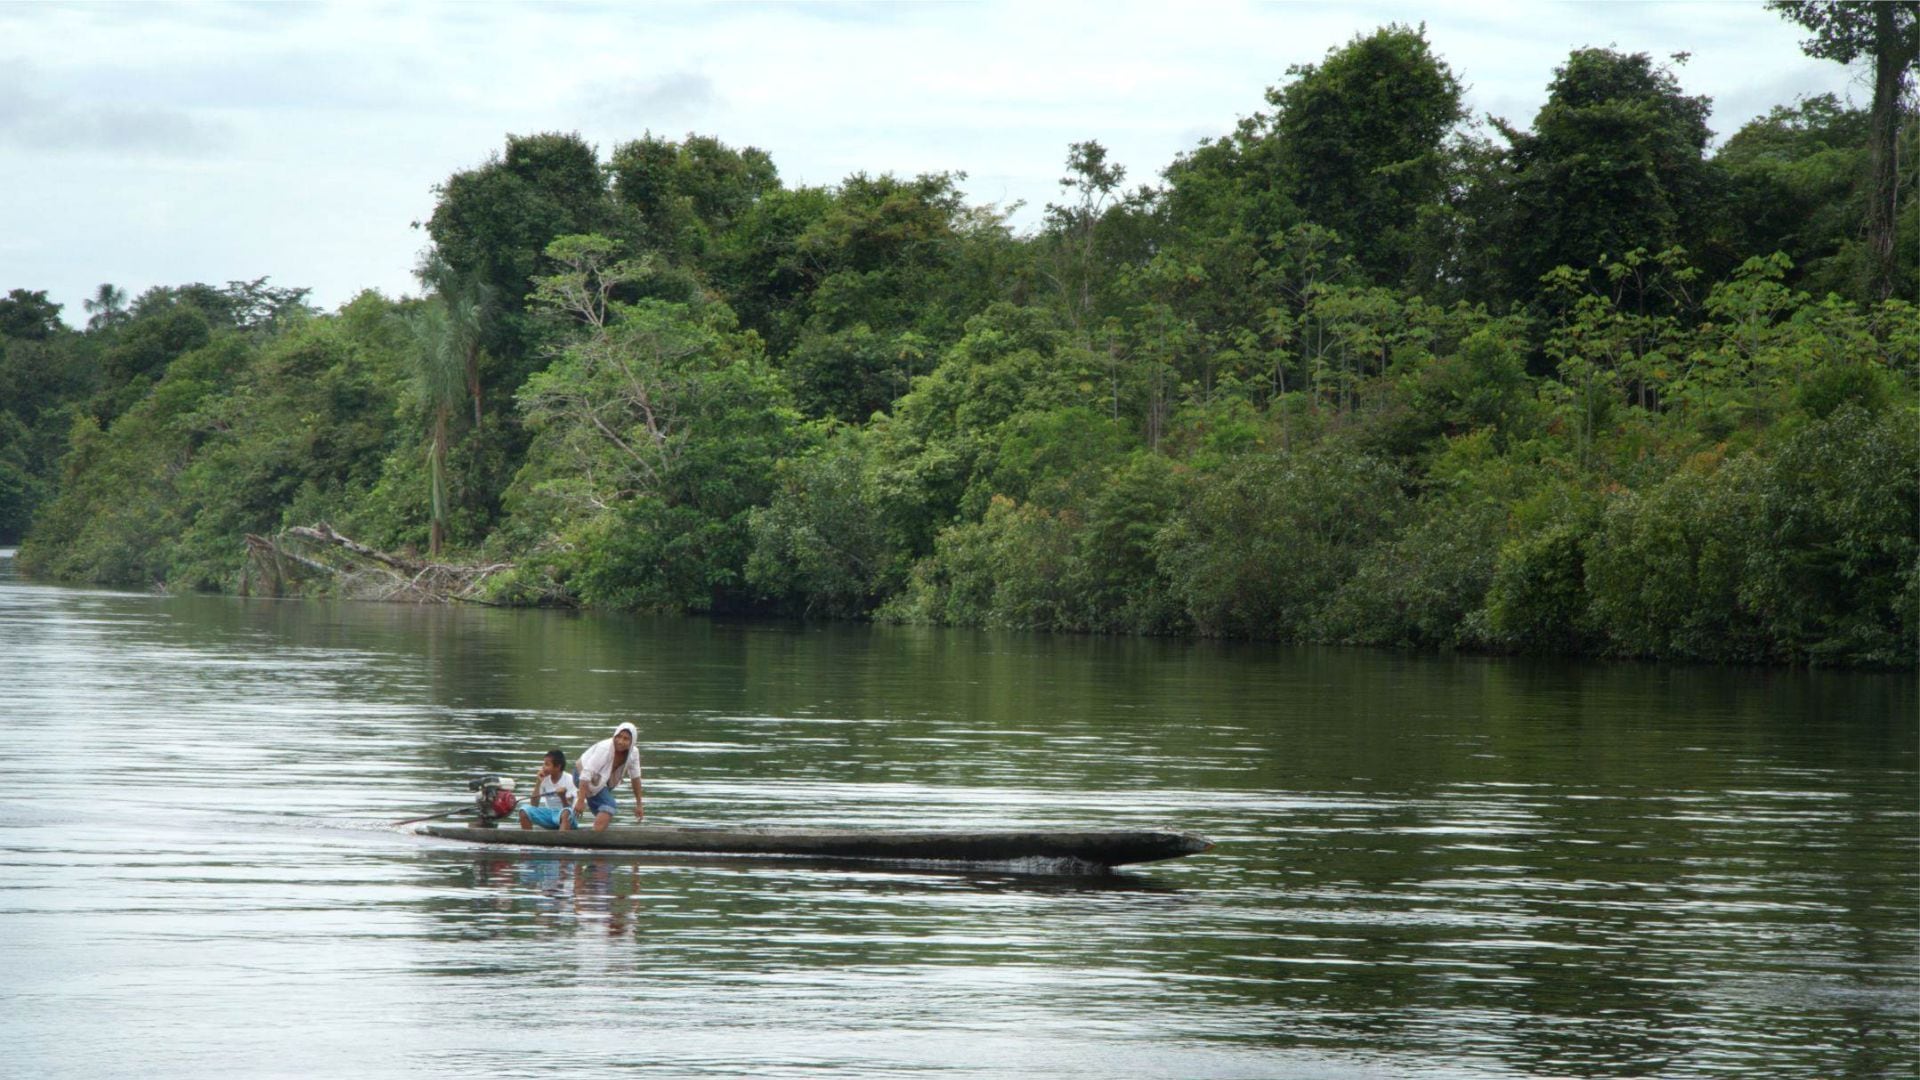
[2,1,1867,325]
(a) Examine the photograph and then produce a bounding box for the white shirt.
[530,771,577,809]
[576,727,643,797]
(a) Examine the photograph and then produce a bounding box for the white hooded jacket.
[576,722,643,798]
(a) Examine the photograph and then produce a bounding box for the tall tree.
[776,171,1003,421]
[514,234,802,611]
[1494,49,1714,305]
[0,290,63,340]
[425,131,609,374]
[83,284,128,332]
[1270,24,1466,287]
[407,301,470,555]
[1767,1,1920,300]
[416,260,495,427]
[608,132,780,259]
[1713,94,1872,294]
[1041,140,1129,340]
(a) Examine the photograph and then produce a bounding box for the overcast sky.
[1,1,1867,326]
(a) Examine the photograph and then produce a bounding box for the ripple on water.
[0,571,1913,1078]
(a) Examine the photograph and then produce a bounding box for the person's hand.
[633,806,644,823]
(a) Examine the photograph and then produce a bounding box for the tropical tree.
[1767,1,1920,300]
[425,131,610,376]
[414,264,494,427]
[608,132,780,259]
[83,284,128,332]
[406,301,470,555]
[0,290,63,340]
[1713,94,1871,292]
[506,234,803,610]
[1040,140,1130,340]
[1269,24,1466,287]
[1494,49,1714,305]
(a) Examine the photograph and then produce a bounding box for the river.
[0,554,1913,1078]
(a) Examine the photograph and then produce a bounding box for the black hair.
[545,748,566,771]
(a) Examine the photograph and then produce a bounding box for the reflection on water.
[0,562,1913,1079]
[448,852,1167,944]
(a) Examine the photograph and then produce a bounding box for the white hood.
[577,721,643,796]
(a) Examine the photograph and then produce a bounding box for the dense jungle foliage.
[5,17,1917,667]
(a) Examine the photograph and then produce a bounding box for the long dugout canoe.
[418,823,1213,868]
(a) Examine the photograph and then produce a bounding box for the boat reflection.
[465,853,638,935]
[450,847,1179,915]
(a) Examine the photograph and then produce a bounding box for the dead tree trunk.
[244,524,512,604]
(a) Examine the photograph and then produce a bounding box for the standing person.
[517,749,579,831]
[574,721,644,831]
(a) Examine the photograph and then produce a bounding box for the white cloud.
[577,71,721,129]
[0,63,233,154]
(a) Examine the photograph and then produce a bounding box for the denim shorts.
[521,805,573,829]
[582,786,617,817]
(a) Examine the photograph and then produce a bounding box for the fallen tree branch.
[245,533,338,578]
[284,523,423,573]
[243,524,515,604]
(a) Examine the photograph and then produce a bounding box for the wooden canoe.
[417,823,1212,868]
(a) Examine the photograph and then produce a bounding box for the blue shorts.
[582,786,617,817]
[521,805,574,829]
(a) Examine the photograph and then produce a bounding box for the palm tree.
[445,281,493,427]
[83,283,127,331]
[416,258,493,427]
[407,302,468,556]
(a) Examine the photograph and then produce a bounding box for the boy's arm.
[631,776,644,821]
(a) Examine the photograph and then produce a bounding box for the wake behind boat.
[416,821,1213,868]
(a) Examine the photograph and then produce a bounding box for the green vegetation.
[6,15,1916,667]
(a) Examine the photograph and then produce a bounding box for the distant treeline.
[4,15,1916,667]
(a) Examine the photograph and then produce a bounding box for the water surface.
[0,558,1912,1078]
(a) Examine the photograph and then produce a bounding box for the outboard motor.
[467,776,518,825]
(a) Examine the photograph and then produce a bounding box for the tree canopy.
[6,13,1915,669]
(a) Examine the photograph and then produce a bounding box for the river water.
[0,555,1913,1078]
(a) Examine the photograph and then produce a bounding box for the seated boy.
[517,749,579,830]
